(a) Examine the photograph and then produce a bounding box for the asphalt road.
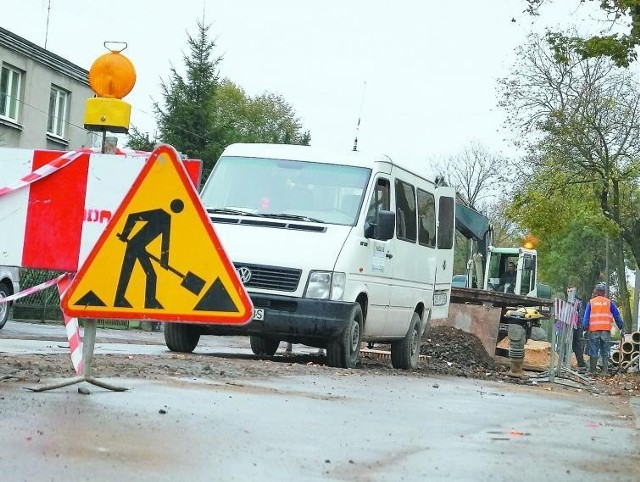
[1,321,639,481]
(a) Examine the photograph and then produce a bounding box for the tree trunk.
[611,179,633,332]
[614,233,632,331]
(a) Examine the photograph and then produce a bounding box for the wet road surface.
[1,321,639,481]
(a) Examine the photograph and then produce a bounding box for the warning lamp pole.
[28,44,138,393]
[79,42,136,391]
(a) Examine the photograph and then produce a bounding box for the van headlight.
[305,271,346,300]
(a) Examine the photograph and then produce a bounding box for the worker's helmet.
[595,283,606,294]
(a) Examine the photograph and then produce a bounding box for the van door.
[361,176,393,335]
[432,192,455,320]
[386,177,419,336]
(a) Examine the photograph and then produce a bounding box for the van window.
[201,156,371,226]
[437,196,454,249]
[417,189,436,247]
[365,177,390,225]
[395,179,417,242]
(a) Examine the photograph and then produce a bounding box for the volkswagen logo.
[237,266,252,284]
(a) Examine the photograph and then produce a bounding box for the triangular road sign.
[61,145,253,324]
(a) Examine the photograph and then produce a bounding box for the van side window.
[395,179,417,242]
[437,196,454,249]
[417,189,436,247]
[365,177,390,225]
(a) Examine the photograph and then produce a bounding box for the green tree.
[525,0,640,67]
[506,163,609,297]
[213,80,310,146]
[154,20,223,179]
[499,33,640,329]
[149,22,310,180]
[125,126,158,151]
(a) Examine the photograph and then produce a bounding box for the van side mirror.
[365,210,395,240]
[523,257,532,270]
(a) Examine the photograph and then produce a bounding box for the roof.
[221,143,437,188]
[221,143,391,169]
[0,26,89,86]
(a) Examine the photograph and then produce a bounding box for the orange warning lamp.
[84,42,136,134]
[523,233,539,250]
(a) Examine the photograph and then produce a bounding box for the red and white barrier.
[0,147,201,272]
[57,275,83,374]
[0,146,202,376]
[0,272,83,374]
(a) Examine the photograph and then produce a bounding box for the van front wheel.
[326,304,363,369]
[164,323,200,353]
[391,312,421,369]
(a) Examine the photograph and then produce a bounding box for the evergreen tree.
[143,20,311,181]
[154,21,223,178]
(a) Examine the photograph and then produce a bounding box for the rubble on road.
[419,326,499,378]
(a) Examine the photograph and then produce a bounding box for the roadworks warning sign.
[61,144,253,324]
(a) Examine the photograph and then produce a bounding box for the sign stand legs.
[25,320,128,393]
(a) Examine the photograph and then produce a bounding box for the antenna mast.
[352,81,367,151]
[44,0,52,49]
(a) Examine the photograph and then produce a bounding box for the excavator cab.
[483,247,538,297]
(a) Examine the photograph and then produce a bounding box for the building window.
[48,85,69,138]
[0,64,22,122]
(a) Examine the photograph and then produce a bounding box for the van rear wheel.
[391,312,421,369]
[164,323,200,353]
[326,304,363,369]
[250,335,280,356]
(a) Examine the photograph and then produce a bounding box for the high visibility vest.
[588,296,614,332]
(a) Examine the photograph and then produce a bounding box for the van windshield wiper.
[206,207,262,216]
[260,213,324,223]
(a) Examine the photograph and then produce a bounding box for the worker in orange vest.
[582,283,624,376]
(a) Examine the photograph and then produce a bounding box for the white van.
[0,265,20,329]
[164,143,456,369]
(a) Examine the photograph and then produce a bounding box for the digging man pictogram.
[114,199,185,309]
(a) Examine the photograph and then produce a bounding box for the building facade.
[0,26,95,150]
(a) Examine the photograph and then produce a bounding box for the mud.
[1,325,638,397]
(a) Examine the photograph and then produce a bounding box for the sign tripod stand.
[26,318,127,393]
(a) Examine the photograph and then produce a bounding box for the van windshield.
[201,156,371,226]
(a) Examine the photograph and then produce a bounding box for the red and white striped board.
[0,147,202,272]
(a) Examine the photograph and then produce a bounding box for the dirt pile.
[419,326,498,378]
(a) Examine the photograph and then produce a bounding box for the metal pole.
[549,318,556,383]
[634,269,640,332]
[605,236,609,297]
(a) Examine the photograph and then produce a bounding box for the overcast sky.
[3,1,607,174]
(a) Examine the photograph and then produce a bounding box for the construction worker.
[499,261,517,293]
[582,283,624,376]
[572,294,587,373]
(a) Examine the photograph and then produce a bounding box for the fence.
[13,268,139,330]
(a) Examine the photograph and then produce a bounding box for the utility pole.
[605,236,609,297]
[635,269,640,332]
[44,0,52,50]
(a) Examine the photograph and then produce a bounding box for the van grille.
[233,263,302,292]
